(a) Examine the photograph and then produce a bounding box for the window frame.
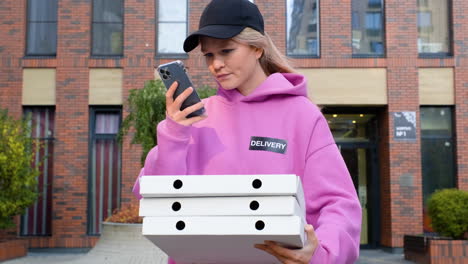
[285,0,321,58]
[351,0,386,58]
[87,106,122,235]
[25,0,58,57]
[417,0,453,58]
[155,0,189,58]
[90,0,125,57]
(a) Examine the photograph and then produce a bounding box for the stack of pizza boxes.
[139,174,307,264]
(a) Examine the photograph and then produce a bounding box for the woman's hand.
[254,224,318,264]
[166,81,207,126]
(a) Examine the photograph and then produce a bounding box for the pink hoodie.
[133,73,362,264]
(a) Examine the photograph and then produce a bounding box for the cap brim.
[183,25,245,52]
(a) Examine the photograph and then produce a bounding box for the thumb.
[304,224,317,246]
[305,224,315,234]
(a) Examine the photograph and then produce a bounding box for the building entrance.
[324,111,380,248]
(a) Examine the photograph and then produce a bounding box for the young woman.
[133,0,362,263]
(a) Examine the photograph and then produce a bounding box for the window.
[157,0,187,55]
[26,0,57,56]
[420,107,456,231]
[417,0,451,55]
[92,0,124,56]
[20,107,55,236]
[421,107,456,203]
[368,0,381,7]
[88,108,122,235]
[352,0,385,56]
[286,0,319,56]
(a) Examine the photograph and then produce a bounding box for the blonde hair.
[232,27,295,75]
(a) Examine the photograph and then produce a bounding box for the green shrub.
[118,80,216,165]
[427,188,468,239]
[0,109,40,229]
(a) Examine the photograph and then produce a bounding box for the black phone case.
[157,60,205,118]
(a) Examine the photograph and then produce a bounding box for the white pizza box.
[139,174,305,209]
[139,196,305,219]
[142,215,306,264]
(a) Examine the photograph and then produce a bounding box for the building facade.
[0,0,467,251]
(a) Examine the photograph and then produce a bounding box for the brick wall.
[0,0,24,117]
[404,236,468,264]
[453,0,468,192]
[120,0,156,206]
[0,0,467,252]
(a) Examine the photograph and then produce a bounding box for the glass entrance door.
[325,113,380,248]
[339,146,371,245]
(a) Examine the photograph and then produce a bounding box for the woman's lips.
[216,73,230,81]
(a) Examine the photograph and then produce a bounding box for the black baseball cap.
[183,0,264,52]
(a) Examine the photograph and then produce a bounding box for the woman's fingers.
[264,241,301,261]
[178,102,205,118]
[172,87,194,111]
[179,114,207,126]
[165,81,178,107]
[165,82,206,125]
[254,226,319,264]
[254,244,290,264]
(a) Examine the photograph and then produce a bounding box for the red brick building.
[0,0,467,253]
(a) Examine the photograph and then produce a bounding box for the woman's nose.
[212,57,224,71]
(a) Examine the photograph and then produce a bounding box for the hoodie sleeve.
[302,115,362,264]
[132,117,192,199]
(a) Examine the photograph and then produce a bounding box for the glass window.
[20,107,55,236]
[157,0,187,54]
[88,108,122,235]
[421,107,456,205]
[351,0,385,56]
[26,0,58,56]
[92,0,124,56]
[417,0,451,55]
[324,114,376,143]
[286,0,319,56]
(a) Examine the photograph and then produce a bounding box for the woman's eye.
[203,53,213,58]
[222,49,234,54]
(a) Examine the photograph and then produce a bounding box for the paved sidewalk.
[1,249,414,264]
[1,224,414,264]
[357,249,414,264]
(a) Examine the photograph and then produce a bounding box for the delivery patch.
[249,136,287,154]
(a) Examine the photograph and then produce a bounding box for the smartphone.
[157,60,205,118]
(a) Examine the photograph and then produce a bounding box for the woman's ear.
[254,47,264,59]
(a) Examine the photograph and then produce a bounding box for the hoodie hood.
[216,72,308,102]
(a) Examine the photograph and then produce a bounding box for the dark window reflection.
[352,0,384,56]
[26,0,58,56]
[420,107,456,205]
[287,0,319,56]
[92,0,124,56]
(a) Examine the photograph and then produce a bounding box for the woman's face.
[200,37,266,96]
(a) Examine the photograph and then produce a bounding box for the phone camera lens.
[162,74,168,80]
